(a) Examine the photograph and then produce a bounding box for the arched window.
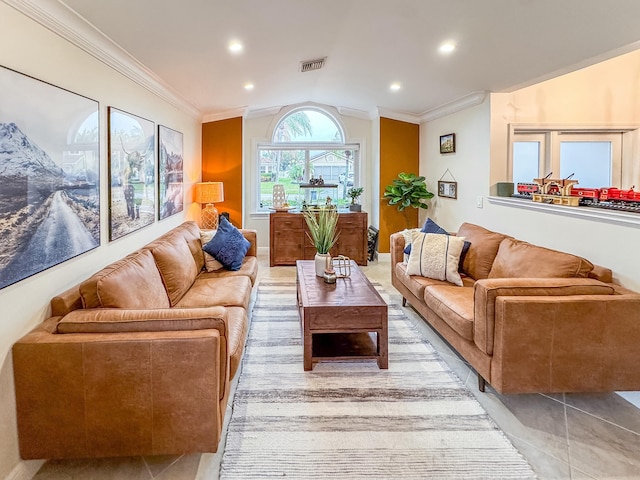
[257,107,359,211]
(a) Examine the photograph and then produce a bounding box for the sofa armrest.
[473,277,616,355]
[56,306,228,334]
[240,229,258,257]
[490,293,640,392]
[13,320,227,459]
[390,232,406,267]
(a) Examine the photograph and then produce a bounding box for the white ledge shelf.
[487,196,640,228]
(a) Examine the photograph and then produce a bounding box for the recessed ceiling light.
[439,42,456,54]
[228,41,243,53]
[390,82,402,92]
[244,83,254,91]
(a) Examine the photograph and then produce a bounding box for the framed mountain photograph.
[0,65,100,289]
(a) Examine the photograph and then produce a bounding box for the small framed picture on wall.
[438,181,457,199]
[440,133,456,154]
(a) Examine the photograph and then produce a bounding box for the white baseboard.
[6,459,44,480]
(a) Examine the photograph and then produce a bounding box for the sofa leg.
[402,297,407,307]
[478,374,486,392]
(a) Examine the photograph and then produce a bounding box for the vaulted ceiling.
[60,0,640,120]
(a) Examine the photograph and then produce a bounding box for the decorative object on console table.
[347,187,364,212]
[302,206,340,277]
[195,181,224,229]
[440,133,456,154]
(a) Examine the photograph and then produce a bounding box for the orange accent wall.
[379,117,420,252]
[202,117,243,227]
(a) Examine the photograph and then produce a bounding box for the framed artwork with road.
[0,65,100,290]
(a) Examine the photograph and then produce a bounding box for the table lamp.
[195,181,224,229]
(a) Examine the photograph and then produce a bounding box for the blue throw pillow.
[404,218,448,254]
[202,216,250,271]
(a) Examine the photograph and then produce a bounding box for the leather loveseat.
[391,222,640,394]
[12,221,258,459]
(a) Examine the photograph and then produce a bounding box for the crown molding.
[419,91,488,123]
[336,106,373,120]
[4,0,202,119]
[203,107,248,123]
[376,108,421,124]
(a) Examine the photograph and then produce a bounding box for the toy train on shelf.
[513,173,640,212]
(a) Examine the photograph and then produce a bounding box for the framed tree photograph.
[438,180,457,199]
[108,107,156,240]
[0,65,100,289]
[440,133,456,154]
[158,125,184,220]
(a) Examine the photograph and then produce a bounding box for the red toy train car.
[517,183,640,207]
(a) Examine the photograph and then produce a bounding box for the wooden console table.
[270,211,368,266]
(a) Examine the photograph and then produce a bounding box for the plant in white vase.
[302,207,340,277]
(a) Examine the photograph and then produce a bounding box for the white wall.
[243,106,374,247]
[420,50,640,292]
[0,4,202,478]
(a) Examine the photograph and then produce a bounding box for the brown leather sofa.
[12,221,258,460]
[391,222,640,394]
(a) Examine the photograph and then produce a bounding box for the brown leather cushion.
[150,236,199,306]
[423,286,475,341]
[456,223,508,280]
[489,238,594,279]
[176,276,252,309]
[79,249,170,309]
[57,306,228,334]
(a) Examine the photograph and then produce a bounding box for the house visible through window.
[257,108,359,211]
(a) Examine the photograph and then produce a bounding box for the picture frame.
[0,65,100,290]
[440,133,456,154]
[108,107,156,241]
[158,125,184,220]
[438,180,457,199]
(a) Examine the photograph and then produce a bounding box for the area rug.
[220,280,537,479]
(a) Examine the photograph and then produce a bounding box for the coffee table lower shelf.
[296,260,388,371]
[311,331,383,364]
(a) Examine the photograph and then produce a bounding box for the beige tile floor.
[33,254,640,479]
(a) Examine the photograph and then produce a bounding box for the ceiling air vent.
[300,57,326,73]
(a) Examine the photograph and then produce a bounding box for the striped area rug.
[220,280,537,479]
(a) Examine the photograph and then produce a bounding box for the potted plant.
[302,207,340,276]
[383,172,434,226]
[346,187,364,212]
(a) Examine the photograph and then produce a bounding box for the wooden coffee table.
[296,260,388,370]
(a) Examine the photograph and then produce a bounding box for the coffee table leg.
[304,333,313,371]
[378,328,388,369]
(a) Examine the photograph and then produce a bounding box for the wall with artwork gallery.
[0,3,202,478]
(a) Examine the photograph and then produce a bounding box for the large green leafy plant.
[383,172,434,211]
[302,207,340,254]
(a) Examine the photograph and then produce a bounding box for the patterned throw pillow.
[406,233,466,286]
[200,229,224,272]
[202,216,250,271]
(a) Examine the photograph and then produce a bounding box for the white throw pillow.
[400,228,420,264]
[200,229,224,272]
[406,233,466,286]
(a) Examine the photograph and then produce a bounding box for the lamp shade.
[195,182,224,204]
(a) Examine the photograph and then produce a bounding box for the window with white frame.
[256,108,359,211]
[511,130,624,189]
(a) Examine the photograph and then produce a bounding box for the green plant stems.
[302,207,340,254]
